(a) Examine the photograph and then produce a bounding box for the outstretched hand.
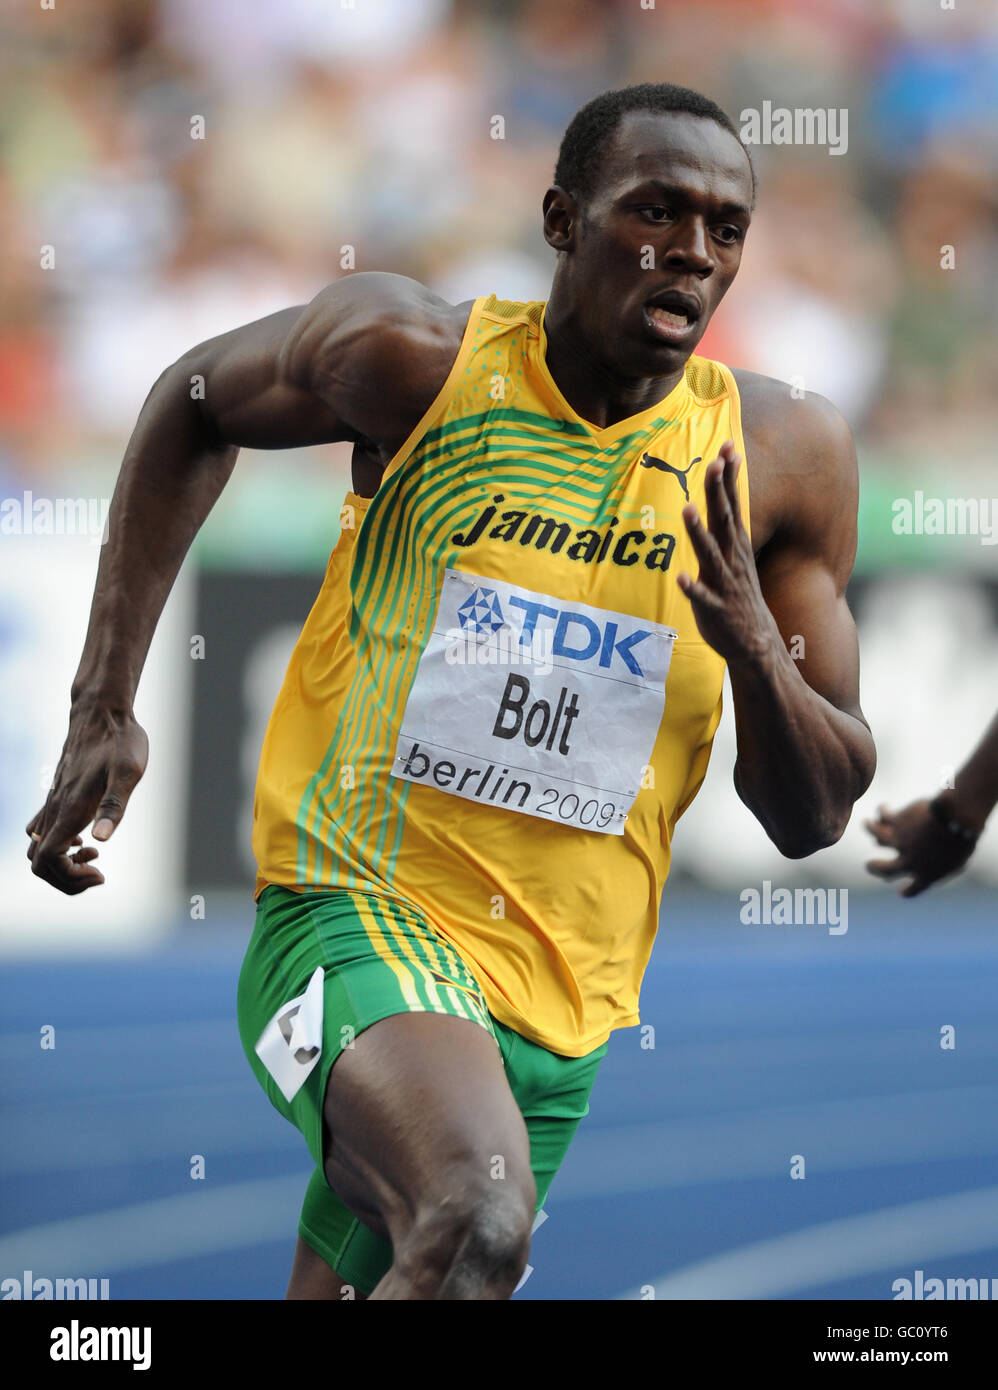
[676,441,776,665]
[864,799,977,898]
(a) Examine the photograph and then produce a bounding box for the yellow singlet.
[252,294,750,1056]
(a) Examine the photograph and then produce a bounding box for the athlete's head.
[544,83,755,377]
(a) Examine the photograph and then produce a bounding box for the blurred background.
[1,0,996,1300]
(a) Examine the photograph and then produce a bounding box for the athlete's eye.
[640,206,674,222]
[713,225,744,244]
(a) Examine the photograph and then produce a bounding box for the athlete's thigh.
[240,884,534,1281]
[322,1010,535,1242]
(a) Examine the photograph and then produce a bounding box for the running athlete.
[27,85,876,1299]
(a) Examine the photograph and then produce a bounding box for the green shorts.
[237,884,607,1295]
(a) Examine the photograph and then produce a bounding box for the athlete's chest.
[406,409,727,626]
[374,417,729,838]
[351,390,736,836]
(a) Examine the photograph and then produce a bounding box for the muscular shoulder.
[284,273,474,451]
[731,367,857,559]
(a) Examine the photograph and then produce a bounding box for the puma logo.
[278,1004,320,1064]
[639,453,702,501]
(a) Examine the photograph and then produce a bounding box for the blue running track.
[1,887,995,1300]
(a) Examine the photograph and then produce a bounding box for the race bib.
[390,570,677,834]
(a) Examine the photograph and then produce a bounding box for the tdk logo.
[458,586,505,636]
[508,597,652,677]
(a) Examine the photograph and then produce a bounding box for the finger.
[35,834,84,858]
[682,503,725,580]
[31,837,106,894]
[876,803,896,823]
[27,791,60,847]
[26,820,42,855]
[92,758,143,841]
[865,856,909,879]
[900,877,931,899]
[863,818,897,847]
[718,442,744,523]
[33,782,102,850]
[704,457,735,552]
[31,829,105,891]
[677,572,724,609]
[27,796,88,863]
[725,456,747,537]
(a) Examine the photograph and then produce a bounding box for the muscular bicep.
[176,273,466,456]
[754,397,866,722]
[756,542,864,719]
[176,304,349,451]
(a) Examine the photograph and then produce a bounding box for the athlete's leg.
[285,1021,606,1300]
[239,885,534,1299]
[320,1010,536,1300]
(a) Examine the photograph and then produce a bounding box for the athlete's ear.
[542,186,578,254]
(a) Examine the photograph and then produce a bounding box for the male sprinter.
[27,84,876,1299]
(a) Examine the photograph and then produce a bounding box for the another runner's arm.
[865,707,998,896]
[27,273,454,893]
[942,708,998,830]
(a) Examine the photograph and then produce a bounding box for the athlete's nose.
[662,219,715,277]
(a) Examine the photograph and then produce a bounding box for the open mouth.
[643,291,702,343]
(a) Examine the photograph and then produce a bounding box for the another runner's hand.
[26,705,148,894]
[676,441,777,665]
[864,799,976,898]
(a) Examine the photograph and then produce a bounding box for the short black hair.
[554,82,755,208]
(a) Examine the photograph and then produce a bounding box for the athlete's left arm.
[677,394,876,858]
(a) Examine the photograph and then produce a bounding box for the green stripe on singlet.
[347,409,675,668]
[350,407,676,613]
[295,408,679,884]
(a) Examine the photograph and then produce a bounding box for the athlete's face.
[544,111,754,377]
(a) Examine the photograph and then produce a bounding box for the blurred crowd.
[2,0,996,516]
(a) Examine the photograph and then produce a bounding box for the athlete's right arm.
[26,272,463,893]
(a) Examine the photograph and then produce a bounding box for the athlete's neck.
[542,297,685,430]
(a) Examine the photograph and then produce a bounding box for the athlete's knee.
[394,1169,535,1297]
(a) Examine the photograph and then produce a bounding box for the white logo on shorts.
[255,966,325,1102]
